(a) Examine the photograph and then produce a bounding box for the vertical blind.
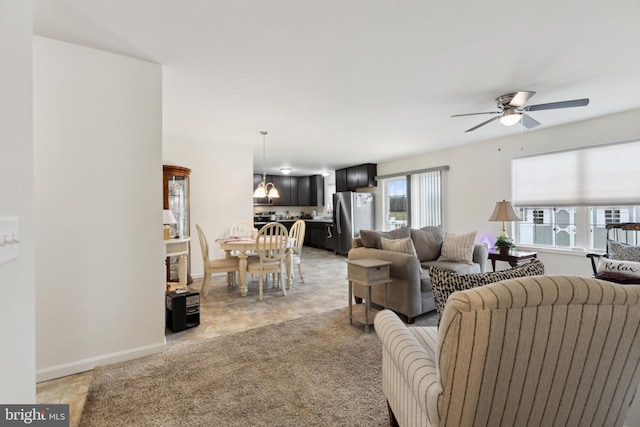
[410,170,442,227]
[512,140,640,206]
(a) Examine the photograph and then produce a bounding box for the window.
[380,167,446,231]
[512,140,640,251]
[384,178,408,230]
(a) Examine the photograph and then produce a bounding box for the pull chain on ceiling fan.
[451,91,589,133]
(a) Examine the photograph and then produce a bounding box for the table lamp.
[163,209,177,240]
[488,199,521,238]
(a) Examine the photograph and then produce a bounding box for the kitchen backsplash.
[253,205,332,220]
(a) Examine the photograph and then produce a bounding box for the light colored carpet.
[80,307,438,426]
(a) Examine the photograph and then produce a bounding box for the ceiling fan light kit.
[452,91,589,132]
[499,111,521,126]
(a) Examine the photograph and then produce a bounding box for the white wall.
[0,0,36,403]
[33,36,165,381]
[163,137,253,277]
[377,108,640,277]
[161,63,255,277]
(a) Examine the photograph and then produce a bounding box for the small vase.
[499,246,511,255]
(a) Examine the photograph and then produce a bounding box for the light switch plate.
[0,217,19,265]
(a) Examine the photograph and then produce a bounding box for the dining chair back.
[289,220,306,283]
[247,222,289,301]
[229,220,258,239]
[196,223,240,297]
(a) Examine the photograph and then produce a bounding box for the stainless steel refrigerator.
[333,192,375,255]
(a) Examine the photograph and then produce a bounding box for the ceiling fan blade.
[509,91,536,108]
[524,98,590,112]
[521,113,541,129]
[451,111,500,117]
[465,116,500,132]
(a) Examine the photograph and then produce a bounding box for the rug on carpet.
[80,307,438,427]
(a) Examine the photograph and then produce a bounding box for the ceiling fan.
[451,91,589,132]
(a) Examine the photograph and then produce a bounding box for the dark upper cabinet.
[288,176,298,206]
[253,174,322,206]
[297,176,310,205]
[271,175,290,206]
[335,163,377,191]
[336,168,348,192]
[309,175,324,206]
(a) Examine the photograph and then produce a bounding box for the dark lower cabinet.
[324,224,336,252]
[304,222,334,250]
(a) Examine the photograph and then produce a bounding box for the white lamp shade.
[253,182,267,198]
[163,209,177,225]
[488,200,521,222]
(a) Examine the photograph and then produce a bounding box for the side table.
[488,249,538,272]
[347,258,392,333]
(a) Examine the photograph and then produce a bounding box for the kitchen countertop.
[254,218,333,226]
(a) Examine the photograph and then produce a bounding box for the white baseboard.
[36,340,167,383]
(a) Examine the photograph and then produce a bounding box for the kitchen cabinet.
[309,175,324,206]
[303,221,333,250]
[271,175,289,206]
[253,174,324,207]
[163,164,192,284]
[336,168,348,192]
[336,164,377,191]
[297,176,310,205]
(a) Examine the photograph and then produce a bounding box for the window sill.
[514,244,589,258]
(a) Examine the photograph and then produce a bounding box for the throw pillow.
[597,258,640,279]
[429,260,545,317]
[438,231,476,264]
[380,236,419,258]
[410,226,444,262]
[608,240,640,262]
[359,227,411,249]
[380,236,422,273]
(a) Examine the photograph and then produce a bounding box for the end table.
[488,249,538,271]
[347,258,392,332]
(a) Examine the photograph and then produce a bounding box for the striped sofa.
[374,275,640,427]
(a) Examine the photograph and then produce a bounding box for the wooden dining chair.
[229,220,258,239]
[289,220,306,283]
[196,223,240,297]
[247,222,289,301]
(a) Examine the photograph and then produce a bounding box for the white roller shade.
[512,140,640,206]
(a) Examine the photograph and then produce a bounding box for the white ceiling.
[33,0,640,176]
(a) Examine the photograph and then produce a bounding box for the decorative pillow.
[608,240,640,262]
[438,231,476,264]
[380,236,419,258]
[597,258,640,279]
[410,226,444,262]
[359,227,411,249]
[429,260,545,317]
[380,236,422,273]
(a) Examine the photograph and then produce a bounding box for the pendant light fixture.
[253,131,280,198]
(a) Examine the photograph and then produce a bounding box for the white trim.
[36,341,166,383]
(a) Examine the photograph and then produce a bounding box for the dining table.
[216,236,294,297]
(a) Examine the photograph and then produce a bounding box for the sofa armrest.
[352,236,364,248]
[374,310,440,426]
[348,247,421,280]
[473,244,488,273]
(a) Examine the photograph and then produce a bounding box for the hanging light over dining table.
[253,131,280,198]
